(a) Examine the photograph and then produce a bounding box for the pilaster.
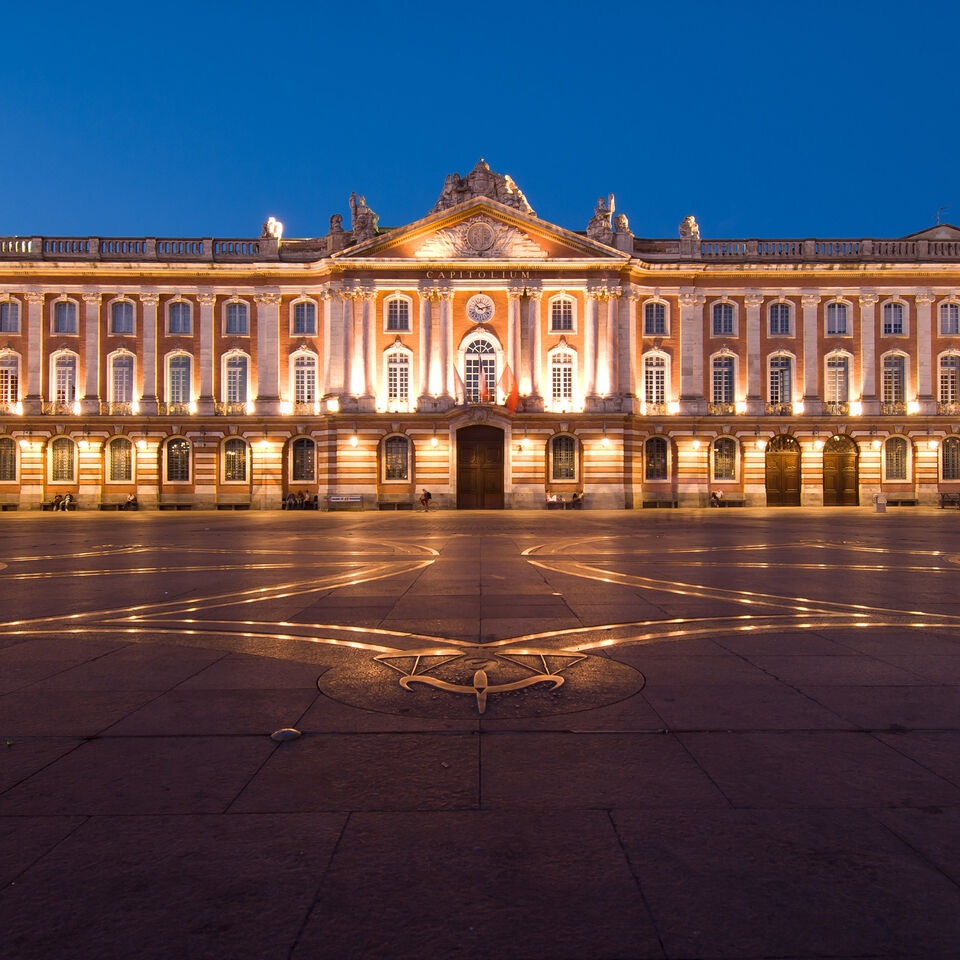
[744,292,764,414]
[584,287,602,401]
[139,293,160,415]
[526,289,543,409]
[621,288,638,397]
[254,292,281,415]
[417,285,433,404]
[506,286,523,382]
[197,293,216,415]
[23,291,43,414]
[915,291,936,413]
[859,293,879,414]
[81,292,101,415]
[678,291,706,414]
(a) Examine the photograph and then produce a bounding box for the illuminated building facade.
[2,159,960,509]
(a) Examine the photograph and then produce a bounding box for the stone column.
[351,287,375,406]
[438,289,453,399]
[254,292,281,415]
[23,292,43,414]
[584,288,600,400]
[915,291,936,413]
[417,287,432,404]
[859,293,879,414]
[81,292,101,415]
[139,293,159,415]
[197,294,216,415]
[342,291,355,398]
[507,286,523,382]
[744,292,764,414]
[801,293,821,412]
[604,288,620,399]
[678,291,706,413]
[620,288,638,398]
[527,290,543,409]
[319,288,332,398]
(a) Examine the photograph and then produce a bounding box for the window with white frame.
[941,355,960,403]
[168,355,192,404]
[0,355,19,404]
[551,297,574,332]
[883,301,904,335]
[386,349,410,405]
[885,436,908,480]
[550,350,574,404]
[291,437,315,482]
[292,300,316,335]
[464,337,496,402]
[826,301,848,335]
[644,301,666,335]
[225,301,248,335]
[0,300,19,333]
[769,356,792,404]
[53,300,77,334]
[293,354,317,404]
[645,436,668,480]
[383,435,410,481]
[111,300,134,335]
[941,302,960,335]
[712,302,734,336]
[550,435,577,481]
[385,297,410,332]
[108,437,133,482]
[224,355,248,403]
[712,356,735,403]
[769,301,791,336]
[882,355,905,404]
[0,437,15,481]
[110,354,134,404]
[54,355,77,403]
[168,300,191,335]
[223,438,247,482]
[165,438,190,482]
[825,355,849,403]
[713,436,737,480]
[942,436,960,480]
[50,437,75,482]
[643,354,666,404]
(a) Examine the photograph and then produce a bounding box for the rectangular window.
[941,357,960,403]
[0,301,19,333]
[551,357,573,401]
[169,357,191,404]
[111,301,134,335]
[883,356,905,404]
[644,302,666,335]
[55,360,76,403]
[169,301,191,335]
[826,302,848,335]
[384,436,409,481]
[294,359,316,403]
[644,357,665,404]
[109,440,132,482]
[885,438,907,480]
[943,439,960,480]
[226,357,247,403]
[551,299,573,332]
[387,355,410,402]
[52,440,74,482]
[0,438,15,480]
[713,438,736,480]
[883,302,904,335]
[769,358,792,404]
[293,302,316,335]
[825,357,849,403]
[112,357,134,404]
[0,360,18,403]
[386,299,409,331]
[712,303,733,336]
[941,303,960,335]
[551,436,576,480]
[712,358,734,403]
[769,302,790,336]
[226,302,248,335]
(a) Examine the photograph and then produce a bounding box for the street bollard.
[874,493,887,513]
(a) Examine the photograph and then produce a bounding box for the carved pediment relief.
[414,215,548,260]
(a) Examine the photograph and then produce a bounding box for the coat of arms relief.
[414,215,548,259]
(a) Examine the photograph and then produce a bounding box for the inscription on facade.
[424,269,531,280]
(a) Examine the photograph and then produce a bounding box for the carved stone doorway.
[822,435,859,506]
[765,435,802,506]
[456,425,504,509]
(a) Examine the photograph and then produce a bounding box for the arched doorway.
[456,425,504,509]
[765,435,801,506]
[822,435,859,506]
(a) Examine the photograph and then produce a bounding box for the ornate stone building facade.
[2,159,960,509]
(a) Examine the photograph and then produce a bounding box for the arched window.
[385,349,410,406]
[53,300,77,334]
[292,300,316,335]
[291,437,315,483]
[645,436,668,480]
[223,438,247,482]
[712,302,733,336]
[168,300,191,335]
[53,355,77,403]
[0,299,20,333]
[225,301,248,335]
[882,355,905,404]
[550,435,577,481]
[111,300,134,335]
[168,354,192,404]
[108,437,133,482]
[940,355,960,404]
[551,297,574,332]
[224,354,248,403]
[385,297,410,332]
[165,438,190,483]
[464,338,496,402]
[942,437,960,481]
[0,437,16,481]
[712,356,735,403]
[713,437,737,480]
[826,301,848,335]
[884,437,908,481]
[383,435,410,481]
[769,356,792,405]
[550,350,574,404]
[110,354,134,404]
[883,301,904,335]
[643,354,666,404]
[293,354,317,404]
[644,301,666,335]
[0,355,19,405]
[769,301,791,336]
[940,302,960,336]
[50,437,75,482]
[825,355,849,403]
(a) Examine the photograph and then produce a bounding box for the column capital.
[526,289,543,302]
[81,292,101,305]
[800,294,821,308]
[744,293,764,308]
[23,291,44,304]
[678,292,705,308]
[196,293,217,306]
[139,293,160,306]
[914,291,936,304]
[586,284,613,302]
[858,293,880,306]
[253,293,282,306]
[506,286,525,301]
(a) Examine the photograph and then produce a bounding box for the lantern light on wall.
[430,424,438,447]
[601,423,610,448]
[349,424,359,447]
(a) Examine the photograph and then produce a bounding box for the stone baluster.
[915,291,936,413]
[23,291,43,413]
[254,292,282,414]
[744,292,764,414]
[139,293,160,415]
[81,292,101,415]
[859,293,879,414]
[197,293,216,415]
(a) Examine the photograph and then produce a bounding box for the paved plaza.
[1,508,959,959]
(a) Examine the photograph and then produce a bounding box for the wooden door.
[456,425,504,509]
[822,436,859,506]
[765,435,801,506]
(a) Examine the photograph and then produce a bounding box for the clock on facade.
[466,294,495,324]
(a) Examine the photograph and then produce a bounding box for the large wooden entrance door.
[822,435,859,506]
[765,435,801,506]
[456,425,504,509]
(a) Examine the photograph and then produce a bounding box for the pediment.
[902,223,960,240]
[333,198,627,262]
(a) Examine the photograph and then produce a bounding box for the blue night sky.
[3,0,958,242]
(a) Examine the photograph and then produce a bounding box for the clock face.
[467,294,495,324]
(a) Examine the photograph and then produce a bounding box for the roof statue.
[349,192,379,242]
[679,215,700,239]
[587,193,615,245]
[432,159,535,215]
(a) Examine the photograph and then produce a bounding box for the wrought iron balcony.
[215,401,249,416]
[707,402,735,415]
[880,402,906,416]
[938,402,960,416]
[99,401,134,416]
[158,402,193,416]
[40,401,77,415]
[823,401,850,416]
[765,402,793,416]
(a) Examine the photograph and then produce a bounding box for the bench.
[325,495,363,512]
[940,492,960,509]
[0,501,18,511]
[98,502,123,511]
[642,495,679,509]
[377,499,414,510]
[885,497,919,507]
[712,495,747,507]
[158,495,194,511]
[282,497,318,510]
[216,495,251,510]
[42,500,77,511]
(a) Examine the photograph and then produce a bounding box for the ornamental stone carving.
[432,159,534,215]
[349,193,379,242]
[679,215,700,239]
[413,215,548,259]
